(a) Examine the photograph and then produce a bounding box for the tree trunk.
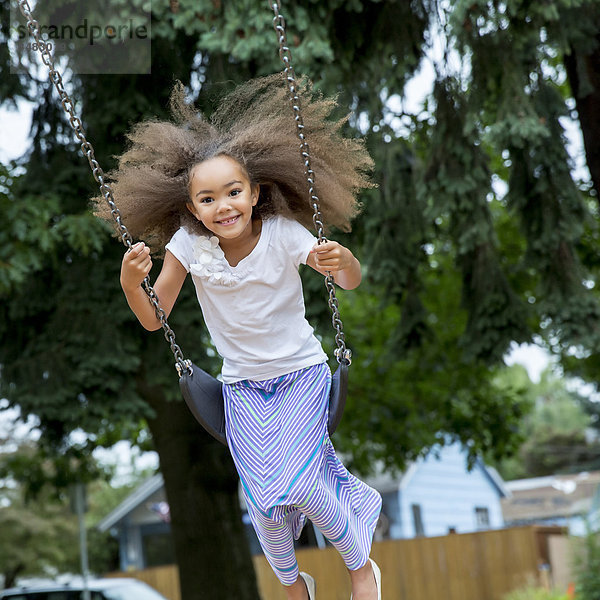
[140,379,261,600]
[4,564,25,590]
[564,39,600,198]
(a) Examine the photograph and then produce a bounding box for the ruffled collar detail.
[189,235,248,286]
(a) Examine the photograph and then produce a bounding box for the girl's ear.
[186,201,199,219]
[251,183,260,207]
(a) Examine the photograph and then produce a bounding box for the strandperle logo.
[10,0,151,75]
[13,18,149,47]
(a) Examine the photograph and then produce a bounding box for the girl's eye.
[200,197,214,204]
[230,189,241,197]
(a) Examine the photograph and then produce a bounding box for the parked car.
[0,578,168,600]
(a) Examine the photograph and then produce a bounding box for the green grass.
[503,586,569,600]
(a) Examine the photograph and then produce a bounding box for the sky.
[504,342,550,383]
[0,100,33,163]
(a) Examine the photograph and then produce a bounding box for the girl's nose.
[216,198,233,212]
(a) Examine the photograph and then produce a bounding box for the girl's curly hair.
[93,74,373,253]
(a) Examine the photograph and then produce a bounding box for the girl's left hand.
[310,240,354,272]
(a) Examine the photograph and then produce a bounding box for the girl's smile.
[216,214,241,226]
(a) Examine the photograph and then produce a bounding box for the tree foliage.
[488,366,600,480]
[0,423,80,589]
[0,487,78,589]
[2,0,600,595]
[0,421,139,587]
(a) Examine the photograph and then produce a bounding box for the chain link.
[15,0,191,375]
[270,1,351,365]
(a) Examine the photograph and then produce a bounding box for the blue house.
[97,442,508,570]
[368,442,508,540]
[97,474,174,571]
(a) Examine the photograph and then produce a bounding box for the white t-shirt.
[165,215,328,383]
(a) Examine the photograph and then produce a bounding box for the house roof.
[501,471,600,523]
[97,473,164,532]
[475,459,511,498]
[363,463,414,494]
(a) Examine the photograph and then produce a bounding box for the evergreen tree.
[2,0,600,596]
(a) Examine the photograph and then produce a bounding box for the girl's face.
[187,155,259,243]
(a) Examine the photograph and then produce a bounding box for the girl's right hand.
[120,242,152,291]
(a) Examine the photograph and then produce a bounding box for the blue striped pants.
[223,363,382,585]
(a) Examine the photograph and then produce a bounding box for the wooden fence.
[107,525,566,600]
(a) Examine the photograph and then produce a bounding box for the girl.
[95,75,382,600]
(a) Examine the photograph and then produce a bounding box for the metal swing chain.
[15,0,192,377]
[270,1,351,366]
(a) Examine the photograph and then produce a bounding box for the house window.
[475,506,490,529]
[411,503,425,537]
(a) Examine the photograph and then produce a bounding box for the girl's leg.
[297,482,380,599]
[348,559,378,600]
[246,504,311,599]
[284,575,311,600]
[299,485,372,573]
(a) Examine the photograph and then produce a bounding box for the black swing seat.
[179,362,349,446]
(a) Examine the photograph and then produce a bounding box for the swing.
[16,0,352,446]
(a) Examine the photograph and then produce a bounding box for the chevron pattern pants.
[223,363,382,585]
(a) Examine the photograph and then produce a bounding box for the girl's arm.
[120,243,188,331]
[306,240,362,290]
